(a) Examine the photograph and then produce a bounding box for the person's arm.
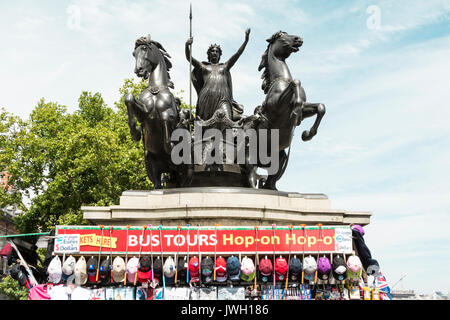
[185,37,201,69]
[226,28,251,69]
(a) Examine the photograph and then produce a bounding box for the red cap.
[215,256,227,278]
[275,257,288,281]
[188,257,200,281]
[259,258,273,276]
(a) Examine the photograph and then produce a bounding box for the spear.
[189,3,193,132]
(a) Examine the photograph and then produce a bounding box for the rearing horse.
[256,31,326,190]
[124,35,179,189]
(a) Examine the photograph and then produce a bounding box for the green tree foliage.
[0,276,29,300]
[0,78,154,233]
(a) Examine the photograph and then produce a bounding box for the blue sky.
[1,0,449,294]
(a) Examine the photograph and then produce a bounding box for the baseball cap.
[259,257,273,282]
[10,264,28,287]
[48,256,62,284]
[351,224,365,236]
[289,256,302,281]
[99,258,111,284]
[137,256,152,283]
[163,256,176,279]
[240,257,255,282]
[112,256,126,283]
[275,257,288,281]
[61,256,76,281]
[177,256,188,283]
[188,256,200,282]
[226,256,241,281]
[215,256,227,282]
[74,256,87,286]
[200,257,214,284]
[347,255,363,280]
[153,257,163,281]
[126,257,139,283]
[332,255,347,281]
[317,257,332,281]
[87,257,98,284]
[366,258,380,276]
[302,256,317,282]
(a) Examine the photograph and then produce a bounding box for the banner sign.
[55,225,353,255]
[54,234,80,253]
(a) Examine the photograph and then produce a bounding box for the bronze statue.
[185,28,250,121]
[124,35,182,189]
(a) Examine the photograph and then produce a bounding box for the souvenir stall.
[2,224,392,300]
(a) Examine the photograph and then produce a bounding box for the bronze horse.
[256,31,325,190]
[124,35,180,189]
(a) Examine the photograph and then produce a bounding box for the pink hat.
[126,257,139,283]
[347,255,362,273]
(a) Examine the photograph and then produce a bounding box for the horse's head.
[266,31,303,60]
[133,35,173,81]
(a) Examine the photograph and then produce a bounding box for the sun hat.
[215,256,227,282]
[48,256,62,284]
[275,257,288,281]
[112,256,126,283]
[61,256,76,281]
[226,255,241,281]
[126,256,139,283]
[240,256,255,282]
[317,256,332,280]
[74,256,87,285]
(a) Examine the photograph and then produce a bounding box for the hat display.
[332,255,347,281]
[215,256,227,282]
[112,256,126,283]
[61,256,76,281]
[200,257,214,283]
[74,256,87,286]
[275,257,288,281]
[226,255,241,281]
[188,256,200,282]
[48,256,62,284]
[87,257,98,284]
[289,256,302,281]
[259,257,273,282]
[137,256,152,283]
[126,257,139,283]
[240,256,255,282]
[317,257,332,281]
[303,256,317,282]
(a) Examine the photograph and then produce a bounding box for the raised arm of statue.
[226,28,251,70]
[185,37,201,69]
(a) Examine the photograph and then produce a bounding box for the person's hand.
[245,28,251,40]
[186,37,193,46]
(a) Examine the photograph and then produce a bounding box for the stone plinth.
[82,187,371,227]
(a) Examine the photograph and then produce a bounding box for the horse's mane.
[258,31,287,94]
[135,37,174,88]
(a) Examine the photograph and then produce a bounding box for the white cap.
[48,256,62,284]
[303,256,317,282]
[241,256,255,276]
[74,256,87,285]
[112,256,126,283]
[163,256,176,278]
[62,256,76,276]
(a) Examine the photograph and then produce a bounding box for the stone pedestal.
[82,187,371,227]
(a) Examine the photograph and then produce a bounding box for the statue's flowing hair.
[134,36,174,88]
[258,31,287,94]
